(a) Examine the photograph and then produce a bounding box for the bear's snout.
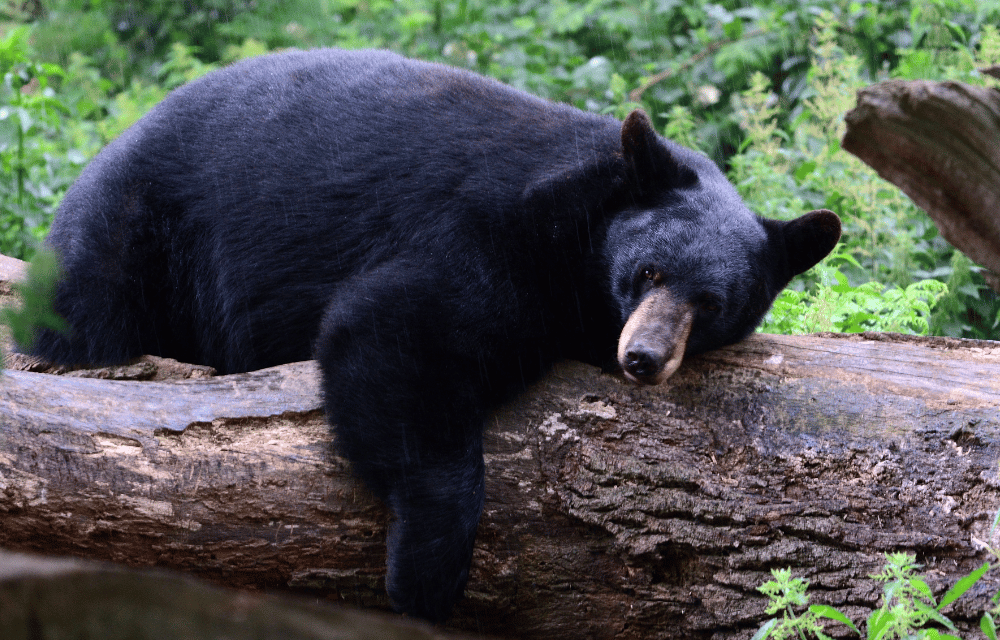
[618,289,693,385]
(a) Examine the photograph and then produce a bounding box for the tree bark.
[842,79,1000,290]
[2,256,1000,639]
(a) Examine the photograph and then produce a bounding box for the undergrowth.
[728,12,998,337]
[753,502,1000,640]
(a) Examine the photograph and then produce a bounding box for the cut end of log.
[842,80,1000,286]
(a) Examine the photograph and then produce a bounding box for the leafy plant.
[867,553,960,639]
[754,554,995,640]
[731,10,998,338]
[760,257,949,334]
[976,499,1000,640]
[752,568,858,640]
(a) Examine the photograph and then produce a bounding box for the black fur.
[28,49,840,622]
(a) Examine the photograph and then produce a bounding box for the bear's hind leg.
[27,258,159,367]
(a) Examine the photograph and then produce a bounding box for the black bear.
[26,49,841,622]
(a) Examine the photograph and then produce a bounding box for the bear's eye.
[636,266,661,286]
[632,265,663,295]
[698,296,722,315]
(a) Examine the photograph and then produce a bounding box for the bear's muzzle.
[617,288,694,385]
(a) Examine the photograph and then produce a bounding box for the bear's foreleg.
[315,259,493,622]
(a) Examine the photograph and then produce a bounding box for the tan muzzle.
[617,289,693,385]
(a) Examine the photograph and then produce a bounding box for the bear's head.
[607,110,841,385]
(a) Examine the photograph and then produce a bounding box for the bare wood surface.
[842,79,1000,288]
[0,254,25,286]
[2,254,999,638]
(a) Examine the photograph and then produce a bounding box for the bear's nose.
[624,348,661,382]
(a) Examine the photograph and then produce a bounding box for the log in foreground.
[0,549,467,640]
[842,79,1000,289]
[2,329,999,639]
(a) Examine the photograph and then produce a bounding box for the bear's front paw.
[385,512,476,623]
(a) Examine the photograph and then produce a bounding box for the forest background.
[1,0,998,340]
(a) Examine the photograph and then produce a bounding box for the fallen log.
[1,256,999,639]
[842,79,1000,290]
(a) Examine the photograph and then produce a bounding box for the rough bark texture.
[2,255,999,639]
[842,79,1000,289]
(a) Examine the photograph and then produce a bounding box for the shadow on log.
[1,255,999,639]
[842,79,1000,290]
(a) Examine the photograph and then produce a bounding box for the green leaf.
[982,612,997,640]
[924,631,963,640]
[938,562,990,610]
[909,577,934,602]
[866,608,892,640]
[809,604,859,633]
[793,160,817,182]
[832,269,850,289]
[39,62,65,77]
[921,604,958,630]
[723,19,743,41]
[750,618,777,640]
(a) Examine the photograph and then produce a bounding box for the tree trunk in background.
[1,255,999,639]
[842,79,1000,290]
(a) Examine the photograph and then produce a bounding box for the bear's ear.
[781,209,842,276]
[621,109,695,188]
[621,109,660,167]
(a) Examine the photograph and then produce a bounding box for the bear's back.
[43,49,626,373]
[56,49,622,253]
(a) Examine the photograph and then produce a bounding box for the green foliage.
[1,0,998,338]
[1,245,66,352]
[752,568,858,640]
[33,0,251,79]
[732,11,998,338]
[0,28,223,261]
[0,26,76,259]
[755,553,996,640]
[760,257,948,334]
[980,503,1000,640]
[867,553,961,639]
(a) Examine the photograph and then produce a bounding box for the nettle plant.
[734,13,949,337]
[753,473,1000,640]
[753,551,998,640]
